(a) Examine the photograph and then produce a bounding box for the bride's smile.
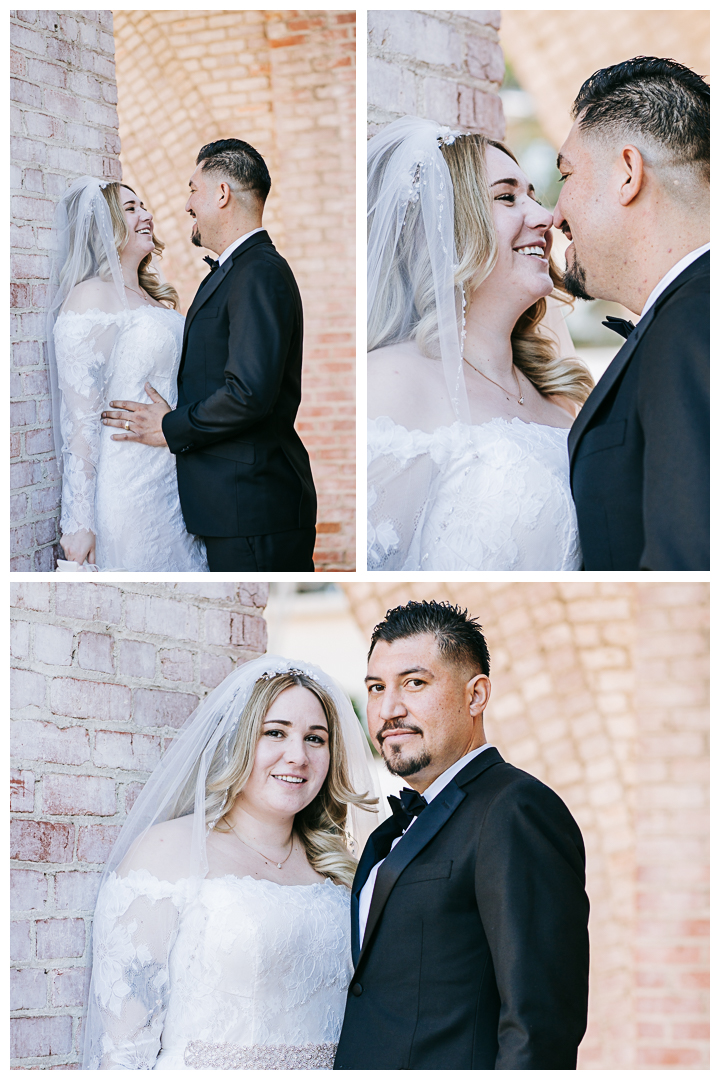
[473,144,555,315]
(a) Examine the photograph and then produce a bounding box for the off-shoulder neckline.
[369,414,572,435]
[111,867,345,892]
[56,305,182,319]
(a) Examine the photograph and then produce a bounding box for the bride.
[47,176,208,571]
[82,655,378,1069]
[367,117,594,571]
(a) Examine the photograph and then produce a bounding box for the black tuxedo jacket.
[568,251,709,569]
[162,231,317,537]
[334,748,589,1070]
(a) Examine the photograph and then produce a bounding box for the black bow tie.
[203,255,219,272]
[388,787,428,824]
[602,315,636,340]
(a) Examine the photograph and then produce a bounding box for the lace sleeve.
[367,417,437,571]
[54,309,121,536]
[85,871,183,1070]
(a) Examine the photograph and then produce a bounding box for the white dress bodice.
[87,869,352,1070]
[368,415,582,570]
[54,306,207,571]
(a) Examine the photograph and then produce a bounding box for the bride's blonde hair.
[101,182,179,309]
[370,133,594,406]
[206,672,375,888]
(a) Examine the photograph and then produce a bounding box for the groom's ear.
[217,181,233,208]
[618,145,645,206]
[467,673,491,717]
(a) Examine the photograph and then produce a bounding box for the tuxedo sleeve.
[474,777,589,1069]
[162,260,297,453]
[636,278,709,569]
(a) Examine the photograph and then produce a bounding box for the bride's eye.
[265,728,284,738]
[305,733,327,745]
[495,193,515,204]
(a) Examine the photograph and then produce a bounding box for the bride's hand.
[60,529,96,566]
[101,383,170,447]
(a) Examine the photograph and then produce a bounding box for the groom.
[555,58,709,570]
[102,139,317,571]
[335,601,589,1070]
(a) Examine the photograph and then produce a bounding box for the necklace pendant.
[277,862,282,869]
[518,395,524,405]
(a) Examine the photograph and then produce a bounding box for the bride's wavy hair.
[100,182,179,309]
[369,133,593,405]
[203,672,376,888]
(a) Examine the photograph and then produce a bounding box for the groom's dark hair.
[573,57,709,183]
[197,138,272,203]
[368,600,490,676]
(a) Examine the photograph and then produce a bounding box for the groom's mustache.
[377,721,424,743]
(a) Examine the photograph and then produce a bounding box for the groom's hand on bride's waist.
[102,383,171,447]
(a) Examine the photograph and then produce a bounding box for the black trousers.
[202,528,315,572]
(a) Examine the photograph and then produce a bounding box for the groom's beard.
[191,221,202,248]
[378,723,431,777]
[563,246,595,301]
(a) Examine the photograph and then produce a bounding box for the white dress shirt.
[358,743,495,947]
[639,242,709,320]
[217,227,265,266]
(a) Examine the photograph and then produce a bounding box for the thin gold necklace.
[463,356,524,405]
[124,283,146,300]
[223,816,294,870]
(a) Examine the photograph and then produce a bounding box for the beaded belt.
[184,1041,337,1070]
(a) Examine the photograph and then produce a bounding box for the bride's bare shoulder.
[368,341,446,424]
[118,815,195,880]
[62,277,121,315]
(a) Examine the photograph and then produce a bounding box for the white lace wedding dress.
[54,305,207,571]
[368,415,582,570]
[87,868,351,1070]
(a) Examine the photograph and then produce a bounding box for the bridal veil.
[368,116,471,425]
[46,177,130,538]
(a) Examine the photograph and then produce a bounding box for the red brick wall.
[10,9,122,571]
[10,582,268,1069]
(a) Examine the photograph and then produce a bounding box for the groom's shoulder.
[461,757,579,827]
[638,267,708,364]
[647,255,709,330]
[228,235,299,289]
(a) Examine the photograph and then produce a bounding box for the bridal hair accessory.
[367,116,472,424]
[437,125,464,146]
[259,666,312,682]
[45,176,129,473]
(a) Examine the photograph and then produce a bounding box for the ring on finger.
[125,420,131,431]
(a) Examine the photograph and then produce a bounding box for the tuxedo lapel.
[354,748,504,970]
[567,322,646,466]
[356,784,467,969]
[568,251,710,468]
[180,230,272,355]
[182,257,232,341]
[350,815,404,966]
